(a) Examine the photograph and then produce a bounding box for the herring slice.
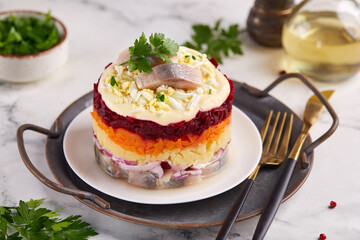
[136,63,202,90]
[114,48,130,66]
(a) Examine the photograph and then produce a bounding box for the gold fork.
[217,110,293,240]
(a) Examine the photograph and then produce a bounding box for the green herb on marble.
[184,19,245,64]
[0,198,98,239]
[0,11,61,55]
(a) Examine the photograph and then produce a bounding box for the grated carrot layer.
[91,109,231,156]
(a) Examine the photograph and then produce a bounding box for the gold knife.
[288,90,334,160]
[252,90,334,240]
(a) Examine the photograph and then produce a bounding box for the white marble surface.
[1,0,360,239]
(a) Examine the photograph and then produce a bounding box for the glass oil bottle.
[282,0,360,81]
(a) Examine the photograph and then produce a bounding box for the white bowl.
[0,10,68,83]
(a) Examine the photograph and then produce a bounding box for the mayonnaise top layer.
[97,46,230,125]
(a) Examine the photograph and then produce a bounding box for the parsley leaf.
[184,20,244,64]
[0,199,98,240]
[53,216,98,240]
[123,32,179,73]
[159,37,179,56]
[130,33,150,59]
[156,93,165,102]
[149,33,165,50]
[110,76,118,86]
[133,58,152,73]
[25,199,44,209]
[209,89,212,94]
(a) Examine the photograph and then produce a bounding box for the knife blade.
[252,90,334,240]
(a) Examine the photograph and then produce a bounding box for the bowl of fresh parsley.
[0,10,68,83]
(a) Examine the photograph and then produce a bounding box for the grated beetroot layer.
[93,64,234,140]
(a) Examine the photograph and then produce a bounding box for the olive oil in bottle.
[282,10,360,81]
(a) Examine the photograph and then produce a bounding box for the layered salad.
[92,33,234,188]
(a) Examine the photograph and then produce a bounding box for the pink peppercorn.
[329,201,337,208]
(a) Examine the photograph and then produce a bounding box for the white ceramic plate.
[63,106,262,205]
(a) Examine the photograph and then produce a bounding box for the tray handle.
[16,121,110,209]
[243,72,339,168]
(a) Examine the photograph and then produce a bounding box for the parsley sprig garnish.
[184,20,244,64]
[121,32,179,73]
[0,199,98,240]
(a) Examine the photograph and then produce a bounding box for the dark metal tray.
[17,73,338,228]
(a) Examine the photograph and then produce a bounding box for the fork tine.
[260,110,273,143]
[269,112,287,156]
[277,114,294,157]
[263,111,280,154]
[249,110,273,179]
